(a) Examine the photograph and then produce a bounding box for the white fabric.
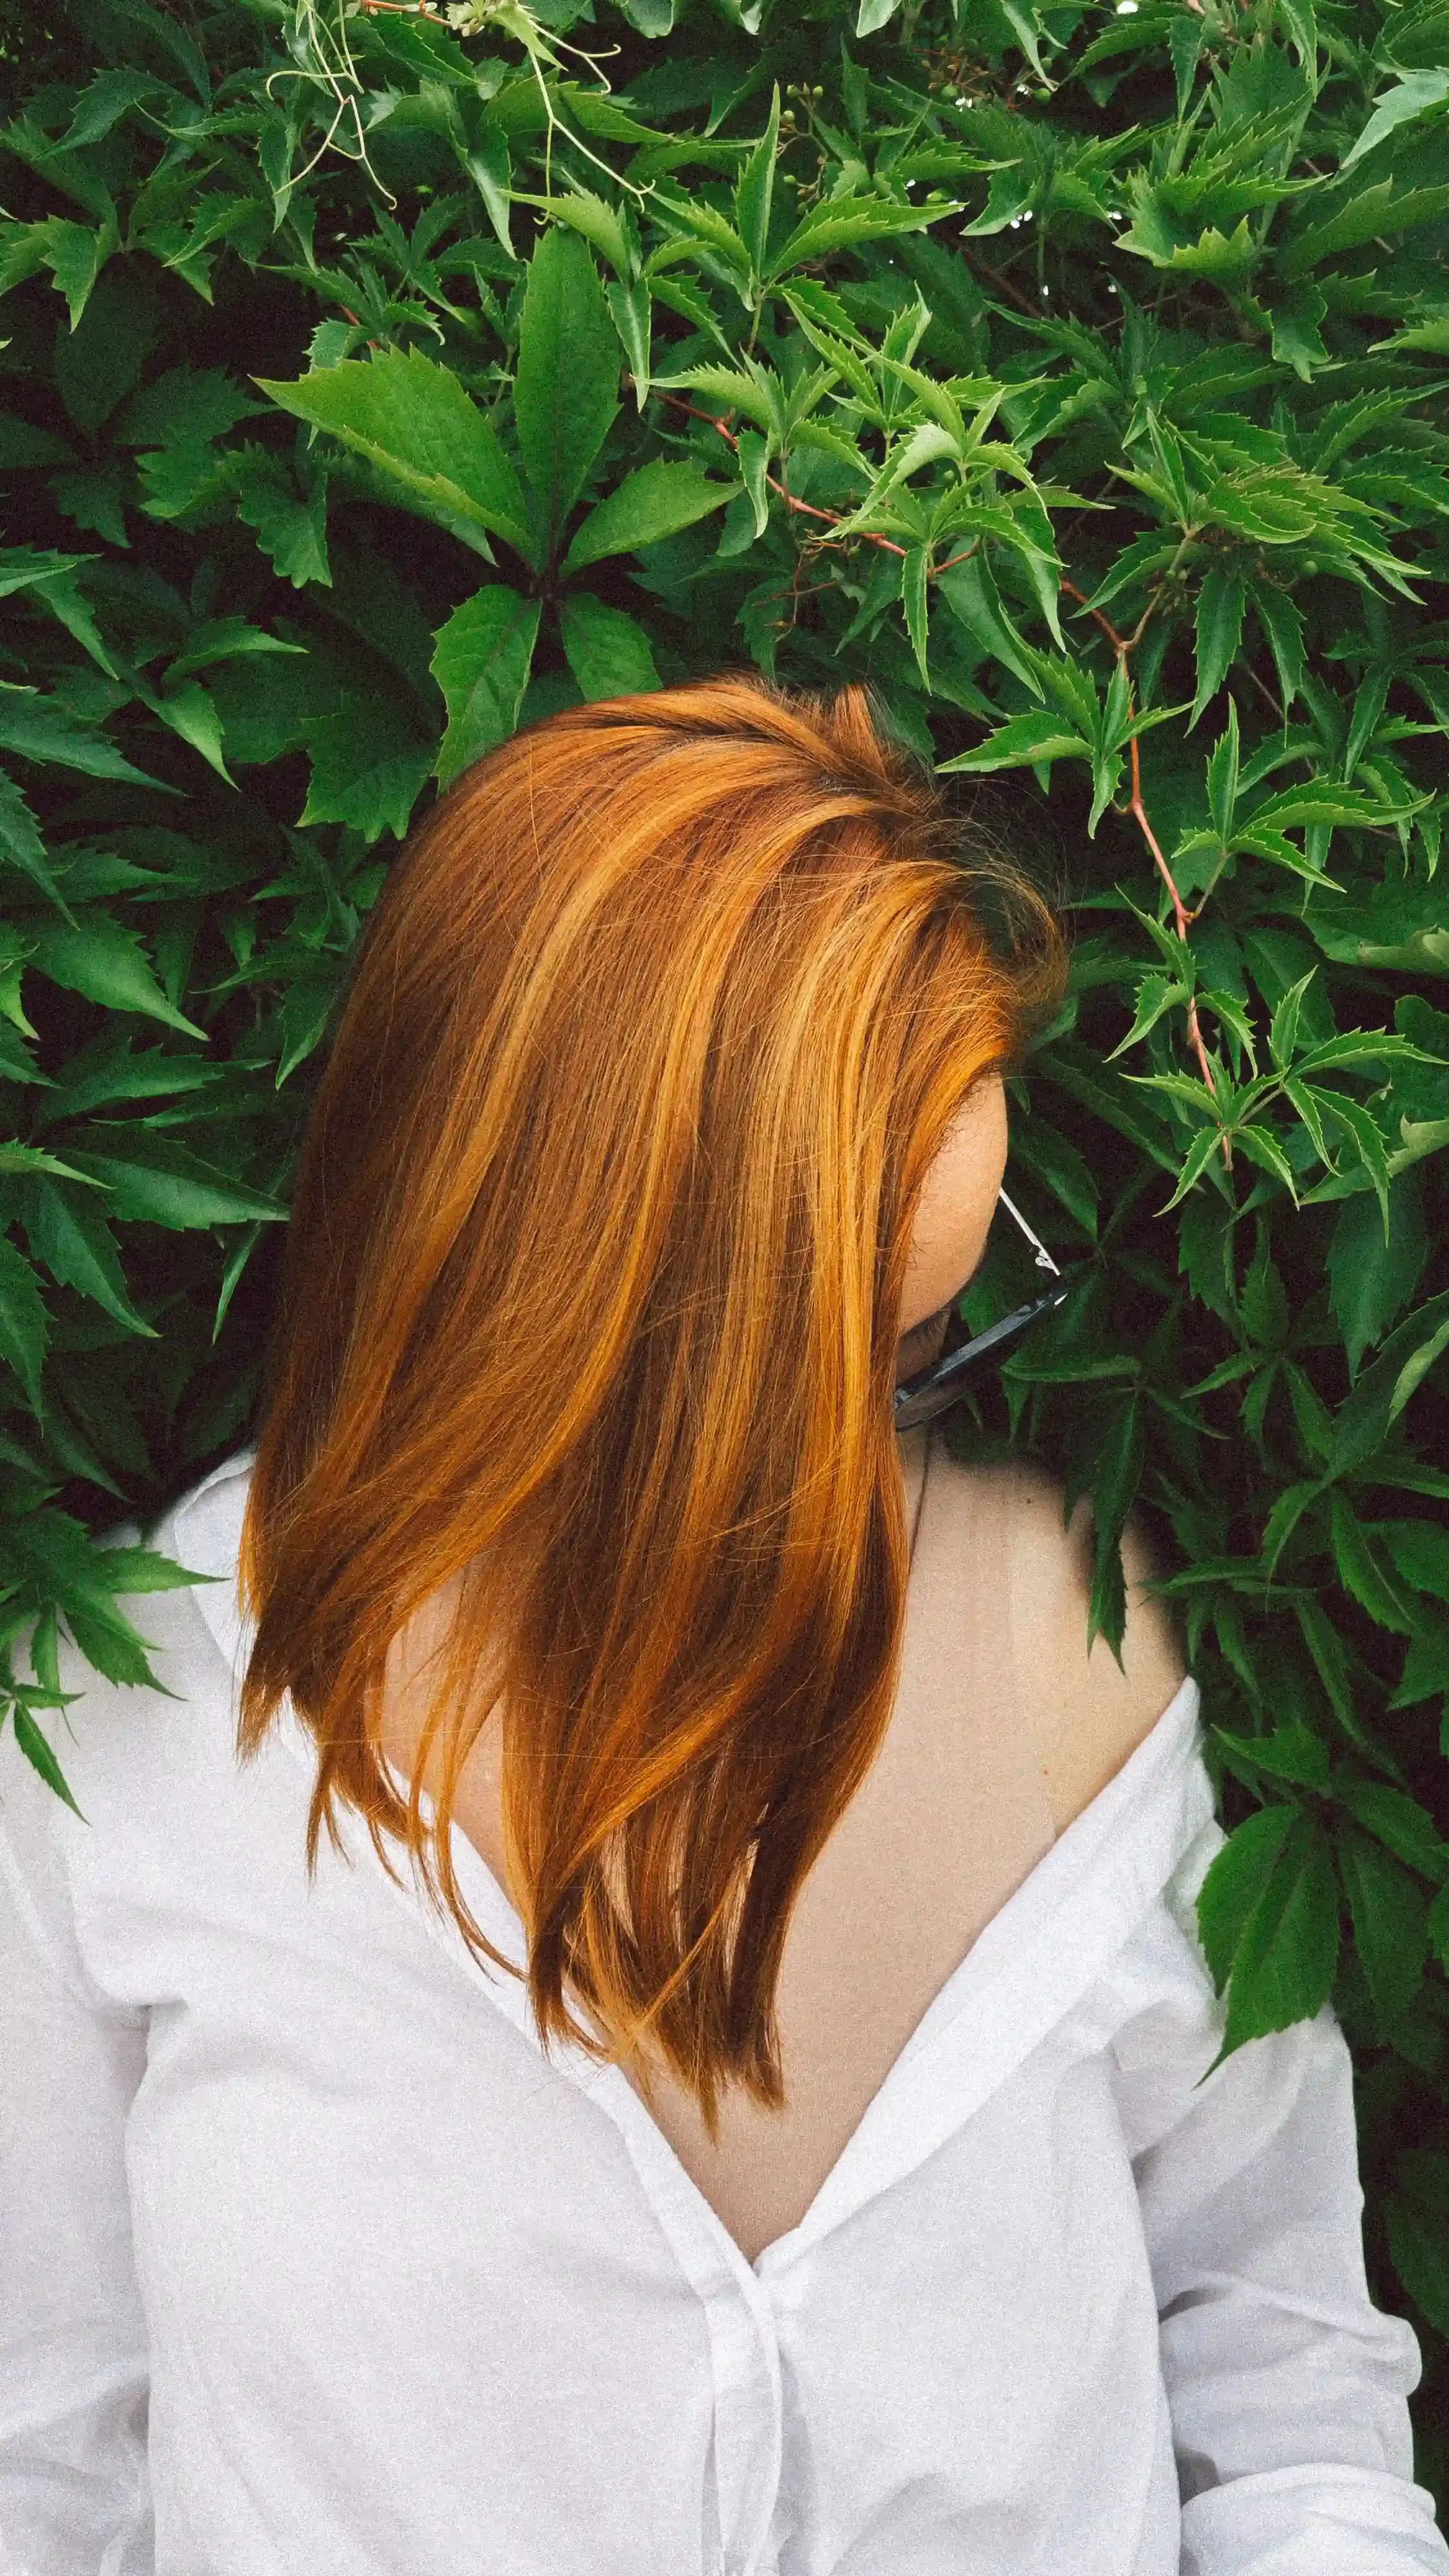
[0,1445,1443,2576]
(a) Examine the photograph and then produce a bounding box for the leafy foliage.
[2,0,1448,2491]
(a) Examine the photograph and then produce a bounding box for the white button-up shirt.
[1,1447,1445,2575]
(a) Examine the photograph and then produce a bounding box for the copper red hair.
[236,671,1065,2134]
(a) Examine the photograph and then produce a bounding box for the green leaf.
[734,84,781,278]
[256,350,534,565]
[461,127,512,256]
[1106,973,1191,1061]
[429,587,542,789]
[1216,1809,1341,2062]
[1328,1174,1428,1375]
[732,429,769,539]
[1340,1825,1428,2026]
[1086,1393,1143,1657]
[1313,1088,1393,1234]
[936,553,1043,698]
[1008,1115,1098,1240]
[1233,1122,1299,1197]
[1340,69,1449,173]
[901,545,931,689]
[1377,1520,1449,1612]
[1197,1802,1297,1993]
[10,1708,84,1816]
[1190,573,1245,727]
[59,1133,288,1231]
[299,704,433,844]
[88,1543,220,1596]
[1268,278,1329,382]
[152,679,232,783]
[0,688,162,788]
[0,1235,48,1411]
[0,769,71,916]
[560,460,733,575]
[514,226,620,558]
[51,259,157,440]
[1253,584,1305,715]
[605,279,652,405]
[1326,1290,1449,1475]
[937,713,1091,774]
[30,918,207,1041]
[22,1179,155,1336]
[1205,700,1240,840]
[1212,1722,1330,1790]
[1296,1597,1374,1752]
[559,595,660,701]
[767,196,949,281]
[509,189,630,279]
[1335,1778,1449,1883]
[1267,970,1315,1074]
[1329,1489,1418,1635]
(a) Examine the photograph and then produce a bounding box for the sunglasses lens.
[893,1273,1077,1430]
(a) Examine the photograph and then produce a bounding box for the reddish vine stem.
[648,387,979,575]
[1059,578,1226,1142]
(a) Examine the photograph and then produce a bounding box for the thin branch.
[649,388,909,557]
[648,387,977,582]
[1060,577,1229,1153]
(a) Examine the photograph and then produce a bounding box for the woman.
[1,674,1443,2575]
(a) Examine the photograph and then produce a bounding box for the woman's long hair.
[236,672,1066,2135]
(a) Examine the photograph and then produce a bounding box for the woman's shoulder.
[934,1445,1188,1838]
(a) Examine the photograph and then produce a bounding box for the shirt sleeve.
[1111,1807,1449,2576]
[0,1704,153,2575]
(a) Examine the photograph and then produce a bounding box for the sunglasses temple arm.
[997,1187,1061,1278]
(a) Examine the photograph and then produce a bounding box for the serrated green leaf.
[1336,1777,1449,1883]
[22,1178,155,1336]
[10,1706,85,1815]
[1340,1824,1429,2025]
[1197,1802,1297,1994]
[256,350,534,566]
[1252,584,1305,715]
[510,189,630,281]
[1213,1721,1330,1790]
[1328,1175,1428,1375]
[1330,1488,1419,1635]
[515,226,620,556]
[1190,573,1245,727]
[429,586,541,788]
[901,544,930,688]
[560,461,733,575]
[0,1236,48,1411]
[59,1133,288,1230]
[1205,700,1240,839]
[1341,69,1449,174]
[1268,970,1315,1074]
[300,704,433,844]
[734,85,780,279]
[937,713,1091,774]
[559,595,660,701]
[30,917,205,1041]
[767,196,950,281]
[1216,1809,1341,2060]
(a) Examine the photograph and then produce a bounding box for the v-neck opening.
[182,1445,1207,2289]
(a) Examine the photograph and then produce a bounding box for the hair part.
[236,670,1066,2136]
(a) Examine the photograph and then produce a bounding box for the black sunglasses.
[893,1189,1080,1433]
